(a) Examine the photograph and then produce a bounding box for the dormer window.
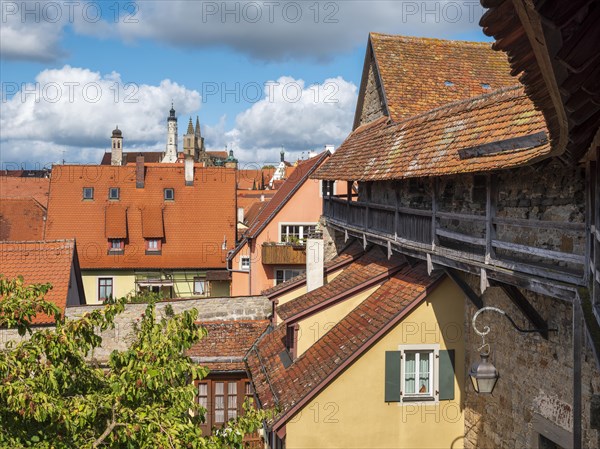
[164,188,174,201]
[108,239,124,254]
[146,238,162,254]
[444,80,455,87]
[83,187,94,200]
[481,83,491,89]
[109,187,120,200]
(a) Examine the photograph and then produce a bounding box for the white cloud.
[0,65,200,165]
[1,1,487,62]
[204,76,357,165]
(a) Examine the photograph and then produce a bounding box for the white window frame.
[240,256,250,271]
[97,276,114,302]
[109,187,120,200]
[83,187,94,200]
[398,344,440,405]
[274,267,305,286]
[278,222,318,244]
[193,277,206,295]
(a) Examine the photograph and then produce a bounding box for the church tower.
[163,103,178,163]
[110,126,123,166]
[183,117,195,159]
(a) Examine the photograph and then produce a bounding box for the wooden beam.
[493,216,585,231]
[496,282,550,339]
[486,174,497,263]
[431,178,438,249]
[436,228,486,246]
[444,268,484,309]
[492,239,585,265]
[458,131,548,158]
[573,293,583,449]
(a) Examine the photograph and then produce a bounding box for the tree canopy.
[0,276,268,448]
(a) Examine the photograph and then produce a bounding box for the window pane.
[215,382,224,394]
[245,382,253,396]
[419,352,431,394]
[228,382,237,395]
[404,353,416,394]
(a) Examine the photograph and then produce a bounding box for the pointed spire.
[186,117,194,134]
[195,116,201,138]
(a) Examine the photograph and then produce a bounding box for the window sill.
[402,396,436,402]
[107,250,124,255]
[145,250,162,255]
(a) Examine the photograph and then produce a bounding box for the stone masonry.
[0,296,271,363]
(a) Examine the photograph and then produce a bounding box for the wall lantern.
[469,306,556,394]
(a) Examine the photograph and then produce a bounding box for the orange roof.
[0,176,50,207]
[366,33,515,123]
[236,167,296,191]
[105,205,127,239]
[45,164,236,269]
[0,240,80,324]
[0,198,46,241]
[187,320,269,372]
[314,87,551,181]
[244,152,329,239]
[236,191,275,214]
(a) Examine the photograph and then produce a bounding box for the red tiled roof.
[261,239,366,297]
[244,201,268,227]
[105,205,127,239]
[244,152,329,239]
[45,164,236,269]
[207,151,228,160]
[100,152,164,165]
[367,33,515,123]
[314,87,551,181]
[141,207,164,238]
[0,176,50,207]
[0,198,46,241]
[246,263,440,424]
[187,320,270,372]
[0,240,79,324]
[277,246,406,322]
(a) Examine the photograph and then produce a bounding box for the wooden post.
[364,182,371,230]
[595,147,600,311]
[485,174,497,264]
[573,293,582,449]
[431,178,438,250]
[395,187,400,238]
[585,162,591,285]
[347,181,352,224]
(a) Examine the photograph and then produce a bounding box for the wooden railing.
[323,183,587,300]
[261,243,306,265]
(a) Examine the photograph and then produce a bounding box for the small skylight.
[444,80,454,87]
[481,83,491,89]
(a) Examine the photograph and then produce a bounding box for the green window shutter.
[439,349,455,401]
[385,351,402,402]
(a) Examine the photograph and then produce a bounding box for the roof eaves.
[270,273,445,434]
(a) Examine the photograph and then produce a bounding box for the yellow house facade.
[246,244,466,448]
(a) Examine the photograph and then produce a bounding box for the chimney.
[324,144,335,154]
[260,194,265,202]
[184,156,194,186]
[306,238,324,292]
[136,155,144,188]
[237,207,245,223]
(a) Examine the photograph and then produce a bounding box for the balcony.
[261,243,306,265]
[323,193,587,301]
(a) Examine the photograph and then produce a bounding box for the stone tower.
[183,118,196,159]
[110,126,123,166]
[163,103,178,163]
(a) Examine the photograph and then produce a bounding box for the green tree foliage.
[0,279,268,448]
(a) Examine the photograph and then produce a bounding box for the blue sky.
[0,1,491,168]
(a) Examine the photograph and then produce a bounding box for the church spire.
[195,116,201,138]
[186,117,194,134]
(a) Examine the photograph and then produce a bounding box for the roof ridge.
[370,32,495,47]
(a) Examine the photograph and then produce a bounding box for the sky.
[0,0,492,169]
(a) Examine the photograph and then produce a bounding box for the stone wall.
[461,273,600,449]
[357,59,387,127]
[0,296,271,363]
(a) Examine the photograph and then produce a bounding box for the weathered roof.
[0,240,78,324]
[100,152,164,165]
[365,33,515,123]
[277,245,405,321]
[480,0,600,161]
[314,86,551,181]
[0,198,46,241]
[45,164,236,269]
[0,176,50,207]
[261,240,365,297]
[246,263,441,427]
[187,320,270,372]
